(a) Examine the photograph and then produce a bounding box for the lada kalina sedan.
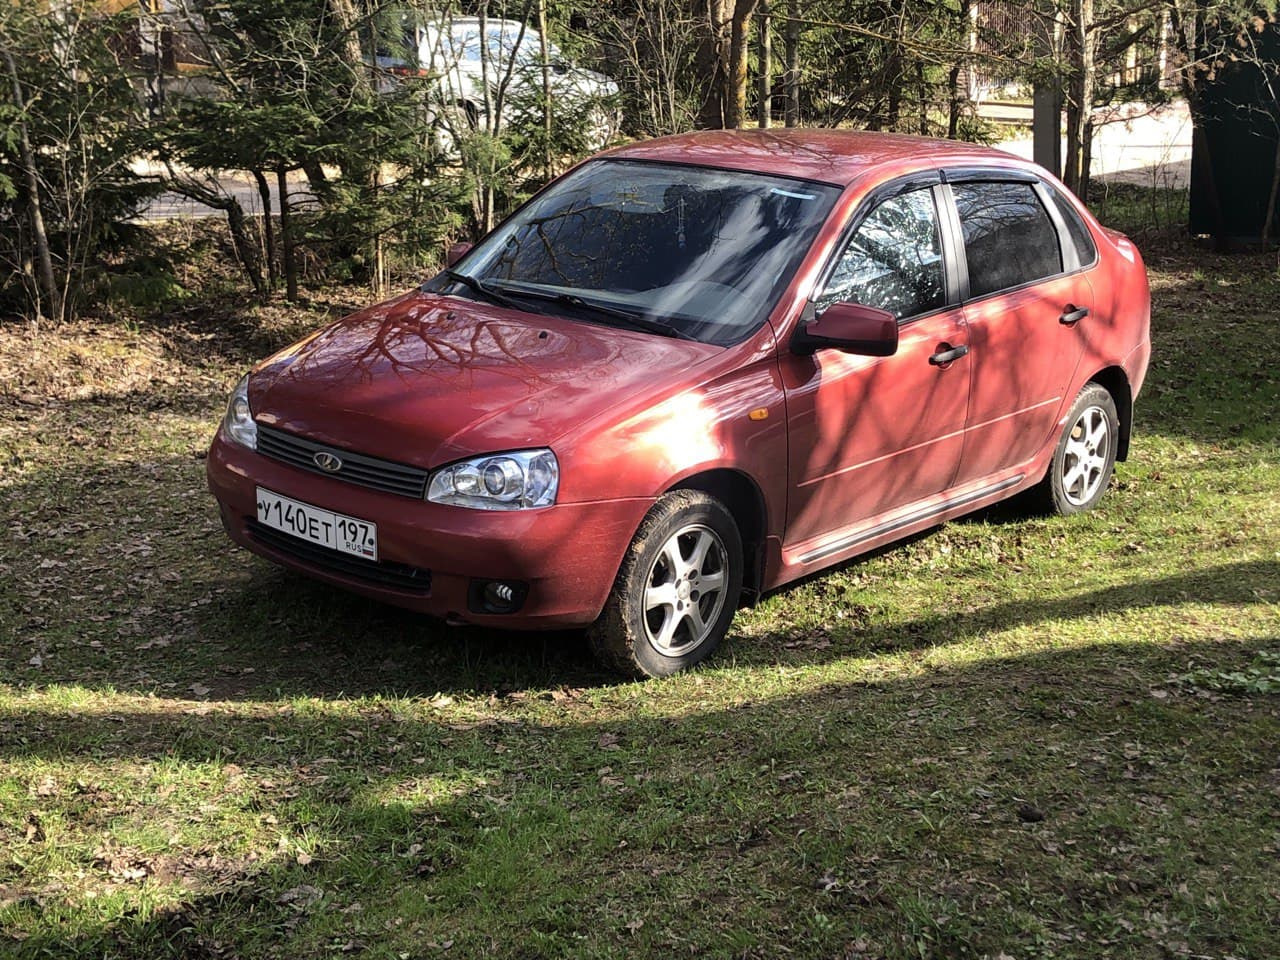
[207,130,1151,678]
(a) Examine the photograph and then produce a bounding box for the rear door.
[945,175,1094,486]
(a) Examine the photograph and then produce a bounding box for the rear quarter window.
[1046,186,1098,268]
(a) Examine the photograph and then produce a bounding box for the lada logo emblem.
[313,451,343,473]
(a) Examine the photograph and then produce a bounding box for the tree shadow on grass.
[2,631,1277,959]
[186,556,1278,699]
[6,428,1276,701]
[5,434,1277,701]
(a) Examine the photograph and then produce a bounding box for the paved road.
[996,100,1192,189]
[139,171,318,221]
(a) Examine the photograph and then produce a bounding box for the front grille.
[247,520,432,594]
[256,425,429,498]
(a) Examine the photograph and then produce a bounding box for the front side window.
[437,160,841,345]
[815,187,945,320]
[953,181,1062,298]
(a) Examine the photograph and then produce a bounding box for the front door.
[780,184,971,557]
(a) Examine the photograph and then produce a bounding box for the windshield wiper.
[442,269,523,311]
[486,282,697,341]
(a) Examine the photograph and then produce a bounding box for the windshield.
[434,160,841,345]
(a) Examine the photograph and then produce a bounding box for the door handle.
[1060,305,1089,324]
[929,343,970,366]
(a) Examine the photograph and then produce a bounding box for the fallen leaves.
[1016,802,1047,824]
[814,870,839,892]
[24,814,44,843]
[92,847,152,883]
[278,884,324,910]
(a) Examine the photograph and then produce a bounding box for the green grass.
[2,230,1278,959]
[1090,181,1191,238]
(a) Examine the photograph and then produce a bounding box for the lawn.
[1,219,1278,959]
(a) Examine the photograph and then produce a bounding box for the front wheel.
[589,490,743,679]
[1038,383,1119,515]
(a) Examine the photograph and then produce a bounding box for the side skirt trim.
[796,474,1025,565]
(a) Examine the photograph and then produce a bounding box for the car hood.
[249,290,721,469]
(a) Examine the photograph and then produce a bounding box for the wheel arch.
[668,468,768,604]
[1088,365,1133,461]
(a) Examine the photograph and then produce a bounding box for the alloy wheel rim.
[1062,405,1110,506]
[642,523,729,657]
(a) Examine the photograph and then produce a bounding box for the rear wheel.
[1038,382,1119,515]
[589,490,743,678]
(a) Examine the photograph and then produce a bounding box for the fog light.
[468,579,528,614]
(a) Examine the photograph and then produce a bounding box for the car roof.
[601,129,1033,188]
[441,17,529,30]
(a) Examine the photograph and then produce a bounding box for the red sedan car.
[207,130,1150,678]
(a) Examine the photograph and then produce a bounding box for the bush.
[0,4,157,324]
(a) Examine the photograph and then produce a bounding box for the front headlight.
[222,373,258,450]
[427,449,558,510]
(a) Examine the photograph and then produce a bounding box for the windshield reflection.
[431,160,841,345]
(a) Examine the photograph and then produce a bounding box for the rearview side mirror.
[445,241,473,268]
[792,301,899,357]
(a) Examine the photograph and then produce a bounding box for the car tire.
[589,490,743,679]
[1038,382,1119,516]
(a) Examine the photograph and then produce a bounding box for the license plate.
[255,487,377,561]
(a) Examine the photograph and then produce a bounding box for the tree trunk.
[165,172,265,295]
[757,0,771,128]
[302,160,331,205]
[916,60,928,135]
[1079,116,1094,203]
[278,167,299,302]
[327,0,380,281]
[947,62,962,139]
[2,43,61,324]
[695,0,732,127]
[947,0,968,139]
[884,6,904,131]
[726,0,760,129]
[224,197,266,297]
[252,169,277,290]
[1063,0,1094,197]
[1264,134,1280,247]
[328,0,372,98]
[538,0,552,179]
[784,0,799,127]
[1170,0,1226,247]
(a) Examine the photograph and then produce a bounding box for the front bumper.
[206,431,651,629]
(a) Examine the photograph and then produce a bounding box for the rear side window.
[1046,187,1098,267]
[952,182,1062,299]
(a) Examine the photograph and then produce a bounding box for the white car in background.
[376,17,621,148]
